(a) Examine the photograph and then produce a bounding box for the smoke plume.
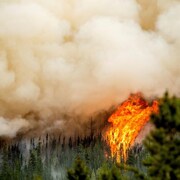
[0,0,179,137]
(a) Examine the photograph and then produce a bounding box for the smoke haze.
[0,0,179,137]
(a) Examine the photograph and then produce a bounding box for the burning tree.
[104,93,158,162]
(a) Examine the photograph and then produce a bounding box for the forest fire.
[104,93,159,162]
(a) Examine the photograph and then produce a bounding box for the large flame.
[104,93,158,162]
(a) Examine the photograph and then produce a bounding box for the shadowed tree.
[144,92,180,180]
[67,157,90,180]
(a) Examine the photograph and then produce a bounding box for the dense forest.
[0,93,179,180]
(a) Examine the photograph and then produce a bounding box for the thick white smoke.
[0,0,179,137]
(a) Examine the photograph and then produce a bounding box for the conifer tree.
[144,92,180,180]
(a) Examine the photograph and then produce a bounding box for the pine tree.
[144,92,180,180]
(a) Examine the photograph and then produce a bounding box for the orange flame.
[104,93,158,162]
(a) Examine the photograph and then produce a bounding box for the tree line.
[0,92,179,179]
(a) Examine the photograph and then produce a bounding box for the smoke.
[0,0,179,137]
[0,117,29,137]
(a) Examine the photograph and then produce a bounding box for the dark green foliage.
[144,92,180,180]
[117,163,146,180]
[67,157,90,180]
[97,164,123,180]
[0,148,12,180]
[0,145,24,180]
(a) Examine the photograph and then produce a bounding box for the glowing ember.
[104,93,158,162]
